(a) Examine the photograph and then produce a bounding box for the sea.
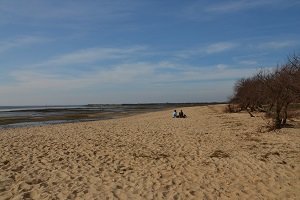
[0,103,217,128]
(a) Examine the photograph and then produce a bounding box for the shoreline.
[0,102,225,129]
[0,107,173,129]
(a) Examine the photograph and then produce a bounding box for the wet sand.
[0,105,299,199]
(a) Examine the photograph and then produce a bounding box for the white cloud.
[95,62,155,83]
[31,46,147,68]
[6,62,155,90]
[182,0,300,20]
[258,40,299,49]
[238,60,258,65]
[216,64,228,70]
[177,66,256,82]
[205,0,274,13]
[0,36,48,53]
[0,0,138,25]
[0,59,259,105]
[205,42,237,54]
[3,60,255,91]
[175,42,237,59]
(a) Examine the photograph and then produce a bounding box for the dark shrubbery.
[229,54,300,129]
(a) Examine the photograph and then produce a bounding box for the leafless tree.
[230,54,300,129]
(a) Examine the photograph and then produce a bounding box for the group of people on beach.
[172,110,187,118]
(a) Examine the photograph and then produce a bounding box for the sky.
[0,0,300,105]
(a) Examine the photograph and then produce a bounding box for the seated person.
[179,110,187,118]
[173,110,178,118]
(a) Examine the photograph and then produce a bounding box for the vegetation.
[228,54,300,129]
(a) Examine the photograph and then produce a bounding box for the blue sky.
[0,0,299,105]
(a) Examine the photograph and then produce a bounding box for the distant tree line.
[228,54,300,129]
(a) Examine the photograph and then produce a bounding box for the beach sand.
[0,105,299,199]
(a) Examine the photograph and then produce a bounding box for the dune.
[0,105,299,199]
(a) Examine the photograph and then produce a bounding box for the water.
[0,105,84,117]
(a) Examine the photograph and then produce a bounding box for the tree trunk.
[275,102,282,129]
[247,110,255,117]
[282,103,289,126]
[268,103,274,112]
[275,114,282,129]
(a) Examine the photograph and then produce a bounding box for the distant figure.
[173,110,178,118]
[179,110,187,118]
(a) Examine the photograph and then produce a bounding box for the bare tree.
[230,54,300,129]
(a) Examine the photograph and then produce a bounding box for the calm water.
[0,105,84,117]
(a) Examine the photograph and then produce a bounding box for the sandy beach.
[0,104,299,200]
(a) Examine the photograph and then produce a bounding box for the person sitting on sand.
[173,110,178,118]
[179,110,187,118]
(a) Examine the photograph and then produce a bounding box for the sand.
[0,105,299,199]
